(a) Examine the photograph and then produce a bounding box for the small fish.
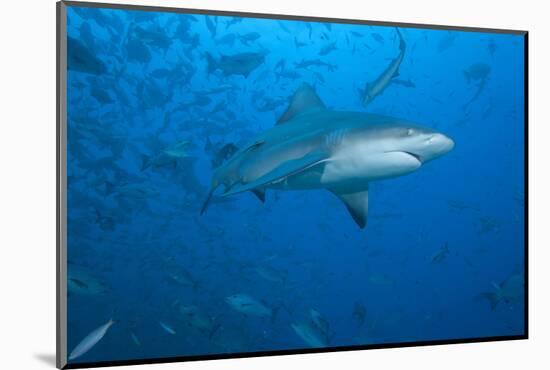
[390,79,416,88]
[177,304,221,339]
[225,294,272,317]
[352,302,366,326]
[239,32,261,45]
[69,319,115,361]
[205,16,217,37]
[319,41,337,56]
[309,309,330,335]
[487,39,497,56]
[159,321,176,335]
[105,182,159,199]
[371,32,384,44]
[291,321,329,348]
[255,265,287,284]
[464,63,491,84]
[431,243,450,264]
[437,32,456,52]
[130,331,141,346]
[481,273,524,310]
[204,51,265,78]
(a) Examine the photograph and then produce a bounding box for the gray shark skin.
[201,84,454,228]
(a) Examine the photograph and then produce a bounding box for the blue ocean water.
[65,5,525,365]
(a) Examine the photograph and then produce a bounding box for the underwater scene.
[64,4,526,366]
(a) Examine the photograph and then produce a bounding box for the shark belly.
[320,149,422,191]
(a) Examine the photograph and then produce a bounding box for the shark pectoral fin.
[277,83,326,125]
[251,189,266,203]
[224,151,328,196]
[330,188,369,228]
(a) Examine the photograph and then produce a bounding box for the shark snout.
[413,133,454,163]
[432,133,455,154]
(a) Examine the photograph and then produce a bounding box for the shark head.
[382,125,455,165]
[323,120,454,186]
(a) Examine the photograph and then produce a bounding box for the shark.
[362,28,406,106]
[200,83,454,228]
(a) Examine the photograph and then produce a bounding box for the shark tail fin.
[395,27,406,52]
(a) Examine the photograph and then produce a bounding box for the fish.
[105,182,159,199]
[206,141,240,169]
[159,321,176,335]
[225,17,243,29]
[67,36,107,75]
[68,267,109,296]
[255,265,287,284]
[294,37,307,48]
[141,140,193,171]
[462,63,491,110]
[431,243,450,264]
[362,28,406,106]
[447,200,479,212]
[133,25,172,52]
[200,83,454,228]
[295,58,336,71]
[130,331,141,346]
[204,51,265,78]
[217,33,237,46]
[371,32,384,44]
[276,70,302,81]
[291,321,329,348]
[309,309,330,335]
[487,39,497,56]
[391,79,416,88]
[90,85,114,104]
[437,32,456,52]
[177,304,221,339]
[478,216,500,234]
[239,32,261,45]
[319,41,337,56]
[464,62,491,84]
[94,208,115,231]
[481,273,524,310]
[205,16,217,37]
[352,302,366,326]
[125,37,152,64]
[165,265,199,289]
[367,273,394,285]
[69,319,115,361]
[225,293,273,317]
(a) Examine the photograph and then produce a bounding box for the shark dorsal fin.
[277,83,325,125]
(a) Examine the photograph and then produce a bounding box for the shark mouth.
[385,151,423,164]
[402,151,423,163]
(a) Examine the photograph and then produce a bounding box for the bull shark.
[201,83,454,228]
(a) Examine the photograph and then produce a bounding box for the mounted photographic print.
[56,1,528,368]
